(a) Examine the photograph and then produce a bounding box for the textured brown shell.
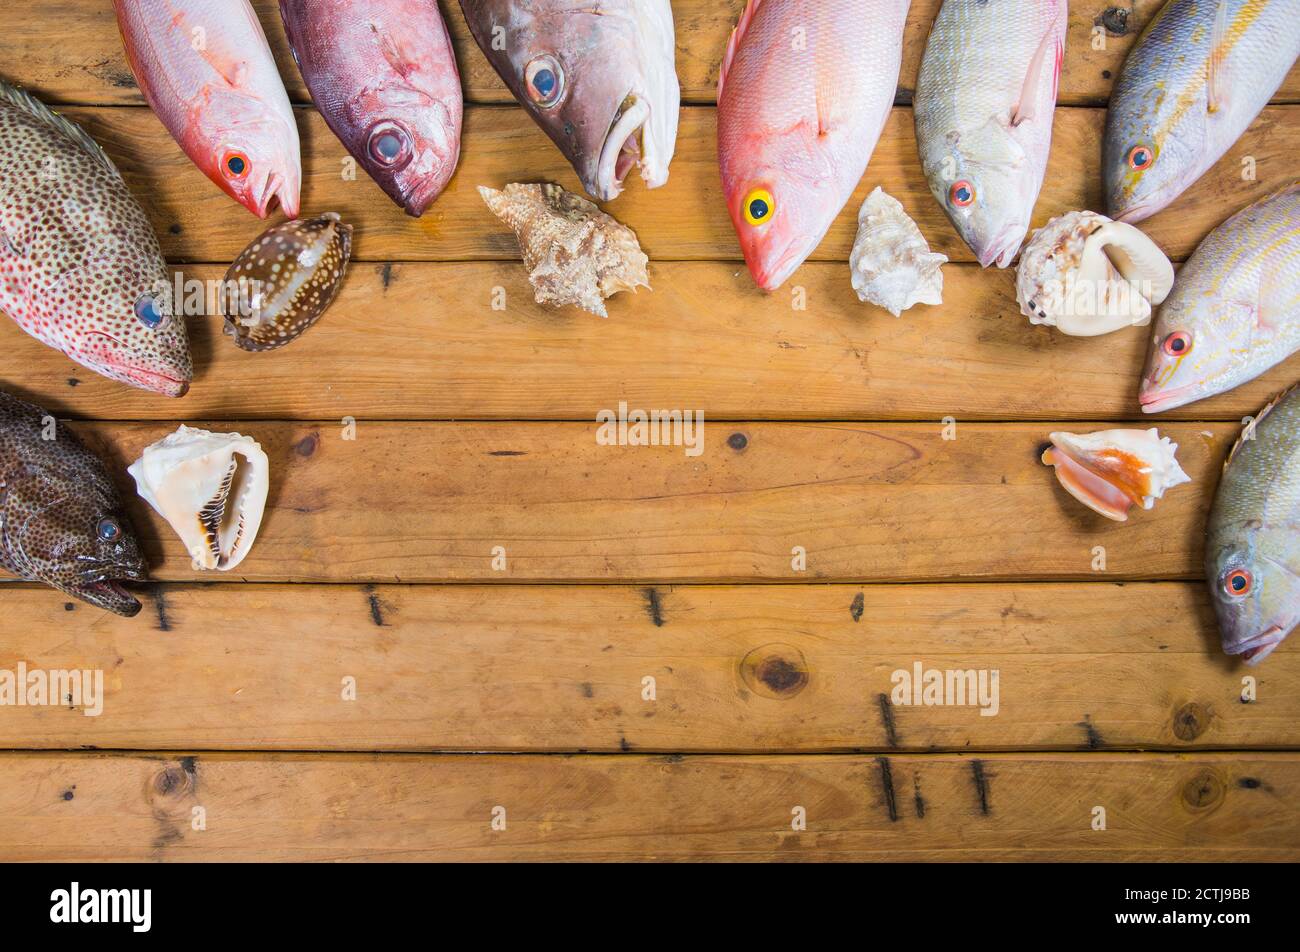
[223,213,353,351]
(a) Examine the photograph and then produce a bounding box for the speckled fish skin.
[1140,184,1300,413]
[0,390,146,616]
[1104,0,1300,224]
[1206,386,1300,664]
[915,0,1067,268]
[718,0,911,291]
[460,0,680,202]
[114,0,301,218]
[0,83,192,397]
[223,213,353,351]
[279,0,463,217]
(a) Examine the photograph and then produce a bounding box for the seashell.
[1041,427,1190,522]
[1016,210,1173,337]
[223,213,352,351]
[479,183,649,318]
[849,187,947,316]
[128,426,269,571]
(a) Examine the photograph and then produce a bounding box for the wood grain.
[4,261,1297,423]
[0,418,1234,584]
[65,105,1300,264]
[0,582,1290,752]
[1,751,1296,861]
[12,1,1299,107]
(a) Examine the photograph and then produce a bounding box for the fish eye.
[949,180,975,208]
[1162,330,1192,357]
[96,517,121,542]
[367,123,412,169]
[525,56,564,108]
[742,188,774,226]
[1224,568,1253,597]
[134,292,166,329]
[1127,145,1154,172]
[222,151,250,181]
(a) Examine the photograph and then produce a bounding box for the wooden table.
[0,1,1297,862]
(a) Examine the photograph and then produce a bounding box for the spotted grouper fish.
[1206,386,1300,665]
[0,82,193,396]
[0,390,147,616]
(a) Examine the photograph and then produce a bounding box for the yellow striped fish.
[1140,183,1300,412]
[1104,0,1300,223]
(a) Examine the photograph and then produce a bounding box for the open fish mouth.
[974,224,1026,269]
[252,171,300,220]
[595,94,654,201]
[71,565,146,617]
[1228,625,1290,666]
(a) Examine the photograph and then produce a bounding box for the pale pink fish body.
[718,0,911,291]
[915,0,1066,268]
[114,0,301,218]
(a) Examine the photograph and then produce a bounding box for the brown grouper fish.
[0,81,192,396]
[0,390,146,616]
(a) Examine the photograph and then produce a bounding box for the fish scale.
[1104,0,1300,223]
[1206,385,1300,664]
[914,0,1066,268]
[0,82,192,396]
[1140,183,1300,413]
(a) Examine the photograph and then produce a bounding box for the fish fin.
[0,80,121,179]
[1227,383,1300,466]
[1011,12,1064,127]
[1207,0,1229,114]
[719,0,763,99]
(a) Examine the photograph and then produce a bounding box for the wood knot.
[294,433,319,457]
[740,643,809,699]
[727,432,748,451]
[1181,769,1225,812]
[1096,5,1133,36]
[1172,702,1210,741]
[151,762,195,799]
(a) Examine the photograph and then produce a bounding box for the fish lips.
[70,564,148,618]
[1226,625,1291,666]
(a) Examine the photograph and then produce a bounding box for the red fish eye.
[367,123,412,169]
[949,180,975,207]
[1224,569,1252,597]
[1127,145,1153,171]
[222,151,250,180]
[1162,331,1192,357]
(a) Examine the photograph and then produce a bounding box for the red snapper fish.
[718,0,912,291]
[114,0,301,218]
[279,0,463,217]
[0,82,192,396]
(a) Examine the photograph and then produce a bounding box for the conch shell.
[128,426,269,571]
[1041,428,1190,522]
[223,213,352,351]
[479,183,649,317]
[1016,210,1174,336]
[850,187,946,316]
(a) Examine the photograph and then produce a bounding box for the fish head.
[1103,84,1207,223]
[204,114,302,219]
[11,476,146,617]
[353,102,460,217]
[52,247,193,398]
[1139,297,1254,413]
[928,131,1032,269]
[484,5,679,201]
[1207,540,1299,665]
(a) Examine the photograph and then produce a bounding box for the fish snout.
[975,226,1025,269]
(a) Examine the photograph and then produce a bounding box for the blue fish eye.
[525,56,564,107]
[368,124,411,167]
[97,518,121,542]
[134,293,165,329]
[377,134,401,159]
[533,69,556,98]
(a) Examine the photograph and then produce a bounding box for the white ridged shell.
[849,188,946,317]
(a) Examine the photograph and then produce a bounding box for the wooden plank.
[0,582,1291,752]
[13,1,1300,107]
[0,419,1235,583]
[1,751,1296,861]
[67,105,1299,264]
[5,261,1296,423]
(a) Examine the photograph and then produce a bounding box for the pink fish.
[717,0,911,291]
[280,0,463,217]
[114,0,301,218]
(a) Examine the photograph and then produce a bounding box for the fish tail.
[0,77,120,178]
[718,0,764,99]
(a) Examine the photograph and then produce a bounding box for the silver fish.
[1140,183,1300,413]
[1206,386,1300,664]
[1104,0,1300,223]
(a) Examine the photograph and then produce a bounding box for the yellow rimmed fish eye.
[743,188,774,226]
